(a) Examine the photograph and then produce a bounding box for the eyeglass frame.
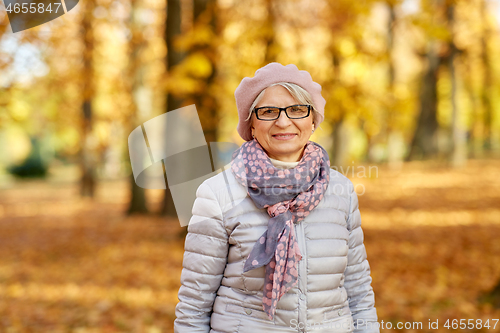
[252,104,312,121]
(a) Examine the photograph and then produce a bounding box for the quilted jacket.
[174,162,379,333]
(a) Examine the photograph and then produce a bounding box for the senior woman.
[174,63,379,333]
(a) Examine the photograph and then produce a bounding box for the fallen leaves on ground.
[0,158,499,332]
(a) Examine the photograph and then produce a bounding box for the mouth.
[272,133,297,140]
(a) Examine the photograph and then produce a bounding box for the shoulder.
[327,168,354,197]
[197,166,247,210]
[197,166,354,210]
[201,166,239,192]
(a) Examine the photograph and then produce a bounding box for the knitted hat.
[235,62,326,141]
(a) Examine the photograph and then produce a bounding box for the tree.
[125,0,151,214]
[444,0,467,167]
[385,1,405,170]
[79,0,98,197]
[321,0,373,168]
[263,0,279,64]
[160,0,185,217]
[406,0,444,161]
[479,0,493,152]
[190,0,221,144]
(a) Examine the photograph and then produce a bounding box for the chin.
[270,148,301,158]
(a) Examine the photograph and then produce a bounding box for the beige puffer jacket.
[174,163,379,333]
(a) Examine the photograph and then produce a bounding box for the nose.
[274,109,292,127]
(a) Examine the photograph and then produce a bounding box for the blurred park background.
[1,0,500,331]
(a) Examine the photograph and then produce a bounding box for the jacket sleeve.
[174,181,229,333]
[344,181,379,333]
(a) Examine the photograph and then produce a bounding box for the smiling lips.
[272,133,297,140]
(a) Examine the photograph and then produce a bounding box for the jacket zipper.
[297,221,308,329]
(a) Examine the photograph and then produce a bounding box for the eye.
[258,108,278,115]
[289,106,307,113]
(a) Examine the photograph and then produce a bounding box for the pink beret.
[235,62,326,141]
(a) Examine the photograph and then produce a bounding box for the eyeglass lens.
[256,105,309,120]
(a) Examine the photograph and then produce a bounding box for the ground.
[0,159,499,332]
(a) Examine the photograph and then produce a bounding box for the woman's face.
[250,85,314,162]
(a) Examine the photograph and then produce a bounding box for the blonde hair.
[244,82,321,130]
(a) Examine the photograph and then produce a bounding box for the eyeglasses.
[253,104,311,121]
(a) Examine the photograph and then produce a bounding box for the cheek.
[299,122,313,135]
[255,123,271,135]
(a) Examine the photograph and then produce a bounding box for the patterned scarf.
[230,138,330,320]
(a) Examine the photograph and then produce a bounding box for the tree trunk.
[332,116,348,169]
[161,0,185,217]
[446,2,467,167]
[192,0,219,144]
[329,51,348,169]
[126,0,152,214]
[263,0,278,64]
[79,0,97,198]
[385,2,404,170]
[480,0,493,152]
[464,51,482,159]
[406,41,441,161]
[127,172,149,214]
